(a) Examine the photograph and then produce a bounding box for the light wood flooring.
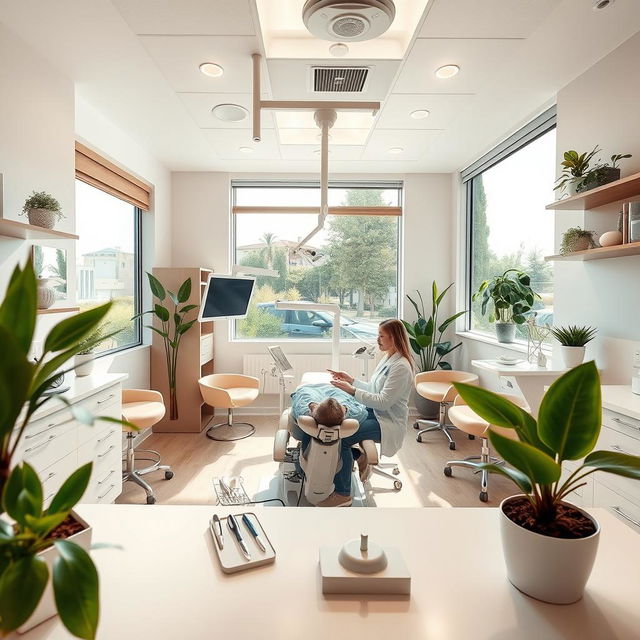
[117,415,516,508]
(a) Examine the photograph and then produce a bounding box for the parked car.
[257,302,378,340]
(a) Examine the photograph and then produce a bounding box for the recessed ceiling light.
[410,109,430,120]
[199,62,224,77]
[387,147,404,154]
[239,147,254,153]
[329,43,349,57]
[435,64,460,79]
[212,104,248,122]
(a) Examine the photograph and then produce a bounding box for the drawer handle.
[24,434,57,453]
[97,469,116,485]
[43,471,56,483]
[610,444,633,455]
[24,415,74,439]
[44,493,55,502]
[96,393,115,405]
[97,445,115,459]
[98,484,116,500]
[96,429,116,444]
[612,506,640,528]
[612,417,640,432]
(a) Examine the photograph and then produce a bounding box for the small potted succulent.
[551,325,597,368]
[473,269,539,343]
[553,147,600,196]
[559,227,597,255]
[454,362,640,604]
[75,324,113,376]
[576,153,632,193]
[21,191,65,229]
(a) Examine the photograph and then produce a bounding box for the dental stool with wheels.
[121,389,173,505]
[358,440,403,491]
[444,393,529,502]
[414,370,479,450]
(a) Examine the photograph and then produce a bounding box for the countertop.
[601,385,640,420]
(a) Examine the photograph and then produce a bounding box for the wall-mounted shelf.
[0,218,78,240]
[546,171,640,211]
[37,307,79,314]
[545,242,640,262]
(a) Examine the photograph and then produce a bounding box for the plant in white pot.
[20,191,65,230]
[454,361,640,604]
[553,147,600,197]
[473,269,539,344]
[74,323,113,377]
[551,325,597,369]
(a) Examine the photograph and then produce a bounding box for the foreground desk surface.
[22,506,640,640]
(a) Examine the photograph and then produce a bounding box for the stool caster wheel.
[146,495,156,505]
[393,480,402,491]
[449,442,456,450]
[392,467,400,475]
[443,466,452,477]
[413,422,420,430]
[416,435,423,443]
[468,434,475,440]
[479,492,488,503]
[165,470,174,480]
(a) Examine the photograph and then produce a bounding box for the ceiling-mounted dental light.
[302,0,396,42]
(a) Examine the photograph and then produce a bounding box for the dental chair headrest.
[297,415,360,439]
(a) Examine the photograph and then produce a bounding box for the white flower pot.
[495,322,516,343]
[74,353,95,377]
[17,511,92,634]
[560,346,586,369]
[36,279,58,309]
[499,496,600,604]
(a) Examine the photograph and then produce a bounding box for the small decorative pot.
[17,511,92,633]
[499,496,600,604]
[27,208,58,229]
[560,345,586,369]
[566,180,580,196]
[567,236,592,252]
[36,278,57,309]
[599,230,622,247]
[495,322,516,344]
[74,353,95,377]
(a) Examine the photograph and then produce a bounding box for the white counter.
[601,385,640,421]
[19,505,640,640]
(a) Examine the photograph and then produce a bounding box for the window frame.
[462,107,556,336]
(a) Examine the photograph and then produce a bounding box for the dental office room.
[2,0,640,637]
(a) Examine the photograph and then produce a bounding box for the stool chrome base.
[206,408,255,441]
[122,433,173,505]
[415,401,457,449]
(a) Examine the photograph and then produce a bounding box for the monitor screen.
[198,275,255,321]
[268,345,292,373]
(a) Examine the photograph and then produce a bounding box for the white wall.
[172,171,453,410]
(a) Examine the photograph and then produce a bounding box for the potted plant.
[560,227,597,255]
[74,323,114,377]
[551,325,597,369]
[454,362,640,604]
[402,282,466,417]
[21,191,64,230]
[576,153,632,193]
[0,259,128,637]
[473,269,538,344]
[553,147,600,196]
[136,272,198,420]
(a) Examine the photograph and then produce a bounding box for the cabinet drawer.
[77,400,121,446]
[200,333,214,364]
[78,428,122,503]
[77,384,121,417]
[593,482,640,532]
[41,452,80,508]
[602,408,640,438]
[596,426,640,502]
[17,412,77,474]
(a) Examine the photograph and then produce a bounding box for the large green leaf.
[146,272,166,301]
[537,361,601,461]
[43,303,111,354]
[3,465,42,525]
[48,463,93,515]
[452,383,524,429]
[177,278,192,303]
[25,512,68,538]
[179,304,198,314]
[0,260,37,355]
[154,304,170,322]
[53,540,100,640]
[177,319,196,335]
[438,310,467,333]
[0,555,48,631]
[488,430,561,485]
[583,450,640,479]
[469,462,533,494]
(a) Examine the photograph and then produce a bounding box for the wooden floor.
[117,415,516,508]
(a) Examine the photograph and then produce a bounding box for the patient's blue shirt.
[291,383,368,424]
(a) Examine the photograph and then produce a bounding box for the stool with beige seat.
[121,389,173,505]
[414,370,479,450]
[199,374,260,441]
[445,393,529,502]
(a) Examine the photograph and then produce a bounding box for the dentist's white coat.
[353,351,413,457]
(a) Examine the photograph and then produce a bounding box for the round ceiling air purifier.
[302,0,396,42]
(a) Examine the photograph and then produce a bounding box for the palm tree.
[260,232,277,268]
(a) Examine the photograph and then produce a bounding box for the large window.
[75,179,142,353]
[465,113,556,341]
[233,182,402,341]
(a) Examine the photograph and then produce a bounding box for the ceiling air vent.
[313,67,369,93]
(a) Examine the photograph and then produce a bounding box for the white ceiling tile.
[362,130,443,161]
[112,0,255,35]
[279,145,364,161]
[178,93,274,129]
[203,129,280,160]
[420,0,559,39]
[278,129,371,146]
[394,38,523,94]
[139,35,267,94]
[377,94,476,129]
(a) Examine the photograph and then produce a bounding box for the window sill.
[456,331,552,355]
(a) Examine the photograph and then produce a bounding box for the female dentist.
[323,318,414,507]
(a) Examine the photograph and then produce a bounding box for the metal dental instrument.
[242,513,266,552]
[210,514,224,550]
[227,514,251,561]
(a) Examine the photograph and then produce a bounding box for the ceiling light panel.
[279,128,371,145]
[275,111,375,129]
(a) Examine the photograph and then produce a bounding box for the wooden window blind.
[75,142,151,211]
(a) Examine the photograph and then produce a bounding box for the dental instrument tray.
[209,512,276,574]
[213,476,251,506]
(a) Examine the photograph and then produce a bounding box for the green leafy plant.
[559,227,597,255]
[402,282,466,372]
[473,269,539,325]
[551,325,597,347]
[607,153,633,170]
[20,191,64,220]
[76,323,113,355]
[553,147,600,193]
[577,152,632,192]
[0,260,129,638]
[136,273,198,420]
[454,362,640,528]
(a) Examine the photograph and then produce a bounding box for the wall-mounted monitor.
[198,274,255,322]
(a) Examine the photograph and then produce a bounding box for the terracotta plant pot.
[27,208,58,229]
[499,496,600,604]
